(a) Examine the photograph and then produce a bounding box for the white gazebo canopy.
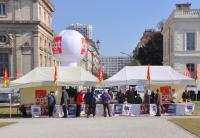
[10,66,98,89]
[105,66,194,86]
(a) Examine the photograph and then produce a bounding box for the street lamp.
[120,51,140,66]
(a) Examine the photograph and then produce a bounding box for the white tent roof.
[10,66,98,89]
[105,66,195,86]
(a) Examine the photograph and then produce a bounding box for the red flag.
[98,68,103,83]
[16,70,20,79]
[185,66,191,78]
[195,64,198,81]
[54,66,57,85]
[147,64,151,81]
[52,36,62,54]
[3,68,9,88]
[80,38,87,57]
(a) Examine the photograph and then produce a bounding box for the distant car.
[94,89,104,102]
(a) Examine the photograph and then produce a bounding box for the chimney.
[176,3,191,10]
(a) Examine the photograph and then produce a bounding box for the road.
[0,116,196,138]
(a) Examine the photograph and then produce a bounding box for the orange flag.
[147,64,151,81]
[195,64,198,84]
[54,66,57,85]
[185,66,191,78]
[3,68,9,88]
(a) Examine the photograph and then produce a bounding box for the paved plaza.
[0,116,197,138]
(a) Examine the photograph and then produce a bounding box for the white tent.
[10,66,98,89]
[105,66,195,86]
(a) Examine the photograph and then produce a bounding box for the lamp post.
[120,52,133,66]
[120,52,140,65]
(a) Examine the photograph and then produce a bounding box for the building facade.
[0,0,55,82]
[67,23,93,40]
[101,56,131,77]
[80,39,101,76]
[162,3,200,88]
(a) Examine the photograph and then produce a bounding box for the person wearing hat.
[48,91,56,117]
[101,89,112,117]
[60,86,69,118]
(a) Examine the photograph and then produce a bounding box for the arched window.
[0,35,7,43]
[186,63,195,78]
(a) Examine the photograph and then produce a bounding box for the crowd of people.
[46,86,192,118]
[47,87,113,118]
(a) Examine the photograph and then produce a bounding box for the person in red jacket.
[76,90,84,117]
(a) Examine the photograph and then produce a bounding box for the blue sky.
[52,0,200,56]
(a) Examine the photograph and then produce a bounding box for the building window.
[186,63,195,78]
[0,53,9,76]
[0,35,7,43]
[0,3,6,16]
[186,32,195,50]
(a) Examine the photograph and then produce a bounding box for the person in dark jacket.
[155,89,161,116]
[150,91,155,104]
[48,91,56,117]
[135,94,143,104]
[182,90,189,102]
[101,90,112,117]
[116,89,125,104]
[85,88,96,118]
[126,89,135,104]
[60,86,69,118]
[75,90,84,117]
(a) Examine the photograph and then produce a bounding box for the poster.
[35,90,47,106]
[150,104,157,116]
[185,104,195,115]
[41,106,49,116]
[31,106,41,118]
[114,104,123,115]
[53,105,64,118]
[123,104,132,116]
[160,86,171,103]
[68,104,77,116]
[162,104,176,115]
[140,104,149,114]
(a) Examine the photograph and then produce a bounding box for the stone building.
[0,0,55,81]
[162,3,200,89]
[80,39,101,76]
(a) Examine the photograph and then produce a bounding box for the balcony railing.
[174,9,200,18]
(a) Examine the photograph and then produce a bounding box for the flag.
[147,64,151,81]
[98,68,104,84]
[3,68,9,88]
[80,38,87,57]
[185,66,191,78]
[16,70,20,79]
[195,64,198,84]
[54,66,57,85]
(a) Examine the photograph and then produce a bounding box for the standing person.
[108,89,114,99]
[155,89,161,116]
[127,89,135,104]
[150,91,155,104]
[182,90,189,102]
[60,86,69,118]
[86,88,96,118]
[75,90,84,117]
[135,94,143,104]
[116,89,125,104]
[84,88,90,115]
[101,90,112,117]
[48,91,56,117]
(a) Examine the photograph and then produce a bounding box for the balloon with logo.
[52,30,87,66]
